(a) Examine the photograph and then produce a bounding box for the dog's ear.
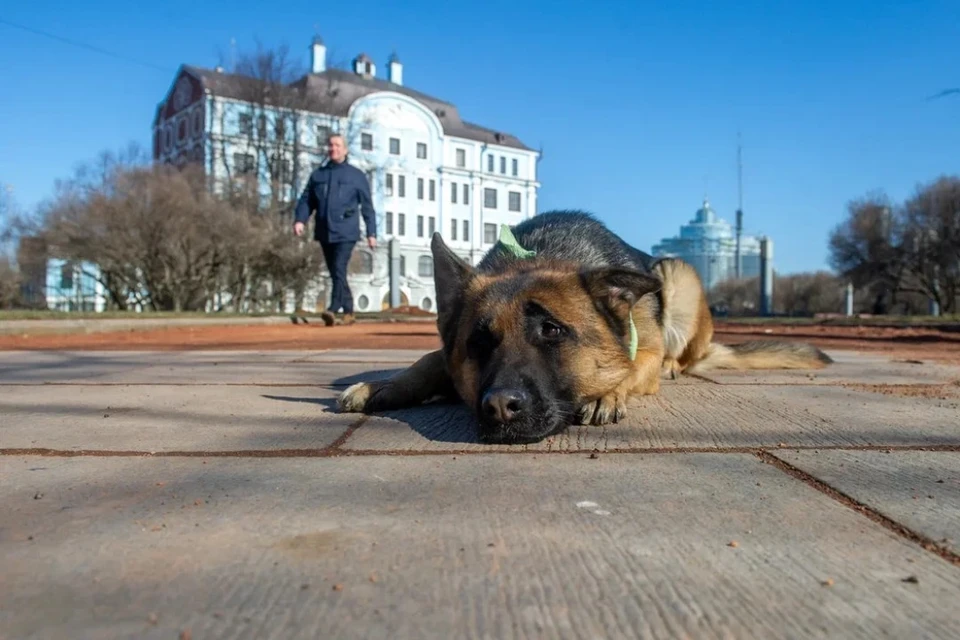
[431,232,475,316]
[581,268,662,320]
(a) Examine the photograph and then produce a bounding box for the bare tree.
[827,193,905,314]
[899,176,960,313]
[708,276,760,316]
[773,272,846,316]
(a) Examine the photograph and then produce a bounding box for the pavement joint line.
[0,382,356,388]
[3,444,960,459]
[3,381,957,389]
[685,372,720,384]
[326,415,369,450]
[758,450,960,569]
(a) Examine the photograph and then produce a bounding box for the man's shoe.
[320,311,336,327]
[342,313,356,326]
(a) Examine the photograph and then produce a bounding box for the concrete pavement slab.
[0,351,186,384]
[3,454,959,639]
[695,350,960,386]
[344,382,960,452]
[0,385,352,452]
[295,349,427,363]
[0,351,414,386]
[774,450,960,555]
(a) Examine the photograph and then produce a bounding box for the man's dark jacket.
[294,159,376,244]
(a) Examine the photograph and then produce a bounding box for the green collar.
[497,224,638,360]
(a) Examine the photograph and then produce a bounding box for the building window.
[417,178,424,200]
[451,182,457,203]
[315,124,331,146]
[484,223,497,244]
[233,153,255,175]
[386,173,394,196]
[192,110,203,137]
[463,184,470,205]
[500,156,506,174]
[398,213,406,235]
[398,175,406,197]
[386,211,393,235]
[361,133,373,151]
[456,148,466,167]
[463,220,470,242]
[60,264,74,290]
[389,137,400,155]
[421,297,433,311]
[508,191,522,212]
[357,295,369,311]
[429,179,436,201]
[484,188,497,209]
[400,255,406,276]
[417,215,424,237]
[416,142,427,159]
[238,113,253,136]
[487,154,494,172]
[428,216,436,236]
[418,255,434,278]
[512,158,518,176]
[451,218,458,240]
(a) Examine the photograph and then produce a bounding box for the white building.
[651,198,763,291]
[152,35,541,314]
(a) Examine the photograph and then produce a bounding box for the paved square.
[2,348,959,638]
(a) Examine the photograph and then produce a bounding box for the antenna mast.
[735,131,744,280]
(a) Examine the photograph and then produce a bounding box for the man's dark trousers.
[322,241,355,314]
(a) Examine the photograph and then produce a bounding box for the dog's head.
[431,233,662,445]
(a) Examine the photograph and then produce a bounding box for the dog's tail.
[688,340,833,372]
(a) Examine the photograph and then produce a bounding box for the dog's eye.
[541,321,563,339]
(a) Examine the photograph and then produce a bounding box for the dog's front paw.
[576,393,627,426]
[337,381,380,413]
[660,358,681,380]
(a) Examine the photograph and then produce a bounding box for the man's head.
[430,232,662,445]
[327,134,347,163]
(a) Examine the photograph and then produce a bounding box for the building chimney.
[353,53,375,78]
[388,52,403,86]
[310,36,326,74]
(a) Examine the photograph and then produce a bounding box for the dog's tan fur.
[338,240,831,430]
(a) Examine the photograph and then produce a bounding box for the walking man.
[294,133,377,326]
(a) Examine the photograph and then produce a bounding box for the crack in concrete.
[758,451,960,569]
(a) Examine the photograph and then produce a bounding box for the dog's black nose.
[481,388,530,424]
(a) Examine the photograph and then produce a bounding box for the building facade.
[651,198,763,291]
[151,36,541,314]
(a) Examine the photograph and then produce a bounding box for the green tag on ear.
[496,223,637,360]
[497,224,538,259]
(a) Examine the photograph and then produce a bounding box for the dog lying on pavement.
[337,210,831,444]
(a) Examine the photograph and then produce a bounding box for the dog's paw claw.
[577,394,627,426]
[576,401,596,425]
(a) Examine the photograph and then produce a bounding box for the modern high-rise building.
[151,35,541,313]
[651,198,763,291]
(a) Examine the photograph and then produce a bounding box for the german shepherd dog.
[337,211,831,444]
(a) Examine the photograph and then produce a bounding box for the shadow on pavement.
[264,368,483,444]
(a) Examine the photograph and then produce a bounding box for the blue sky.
[1,0,957,274]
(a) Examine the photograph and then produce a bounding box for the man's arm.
[294,172,317,225]
[356,171,377,240]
